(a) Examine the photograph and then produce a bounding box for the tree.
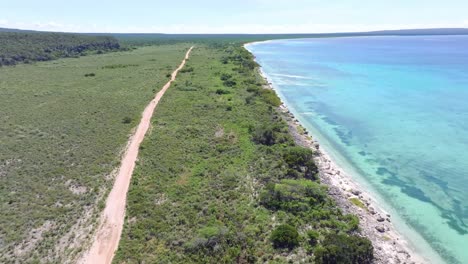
[270,224,299,249]
[282,147,318,180]
[314,233,373,264]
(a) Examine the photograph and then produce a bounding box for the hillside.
[0,31,120,66]
[111,28,468,46]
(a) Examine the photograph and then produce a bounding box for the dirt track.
[79,46,194,264]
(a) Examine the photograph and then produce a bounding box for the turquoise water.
[247,36,468,264]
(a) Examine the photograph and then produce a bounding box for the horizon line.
[2,26,468,35]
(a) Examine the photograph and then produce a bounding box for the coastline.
[244,42,428,264]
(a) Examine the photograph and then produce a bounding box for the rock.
[351,189,361,196]
[386,218,391,222]
[376,225,386,233]
[369,207,376,215]
[377,216,386,222]
[171,240,183,246]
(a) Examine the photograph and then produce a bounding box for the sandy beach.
[245,42,428,264]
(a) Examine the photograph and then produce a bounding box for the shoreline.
[245,42,428,264]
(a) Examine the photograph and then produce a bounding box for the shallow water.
[247,36,468,264]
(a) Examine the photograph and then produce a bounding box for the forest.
[0,31,120,66]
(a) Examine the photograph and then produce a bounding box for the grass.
[0,44,190,263]
[350,198,368,210]
[113,44,370,263]
[0,39,373,263]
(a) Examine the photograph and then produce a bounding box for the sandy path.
[79,46,193,264]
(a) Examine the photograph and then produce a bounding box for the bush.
[260,89,281,107]
[307,230,320,246]
[220,73,232,81]
[246,86,260,93]
[260,179,328,214]
[180,66,194,73]
[314,233,373,264]
[251,124,291,146]
[84,73,95,77]
[220,57,229,64]
[270,224,299,249]
[216,89,231,95]
[282,147,318,180]
[185,225,229,253]
[122,116,132,124]
[223,80,236,87]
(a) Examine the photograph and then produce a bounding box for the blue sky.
[1,0,468,33]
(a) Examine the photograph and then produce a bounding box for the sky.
[1,0,468,34]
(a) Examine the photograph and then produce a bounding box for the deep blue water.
[247,36,468,264]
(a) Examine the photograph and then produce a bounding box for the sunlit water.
[247,36,468,264]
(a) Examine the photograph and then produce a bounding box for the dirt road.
[79,46,194,264]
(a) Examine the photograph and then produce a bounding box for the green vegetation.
[0,31,120,66]
[0,31,374,263]
[270,224,300,249]
[0,44,189,263]
[350,197,368,210]
[113,44,373,263]
[314,233,373,264]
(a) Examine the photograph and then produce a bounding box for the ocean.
[246,36,468,264]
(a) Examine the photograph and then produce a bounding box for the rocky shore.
[279,101,426,264]
[245,40,430,264]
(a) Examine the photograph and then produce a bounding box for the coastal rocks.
[276,100,423,264]
[313,142,320,150]
[377,216,386,222]
[376,225,386,233]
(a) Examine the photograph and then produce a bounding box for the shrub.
[223,80,236,87]
[314,233,373,264]
[270,224,299,249]
[282,147,318,180]
[251,124,290,146]
[260,89,281,107]
[220,57,229,64]
[245,95,255,105]
[246,86,260,93]
[185,225,229,253]
[260,179,328,214]
[180,66,194,73]
[216,89,231,95]
[84,73,95,77]
[220,73,232,81]
[122,116,132,124]
[307,230,320,246]
[102,64,138,69]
